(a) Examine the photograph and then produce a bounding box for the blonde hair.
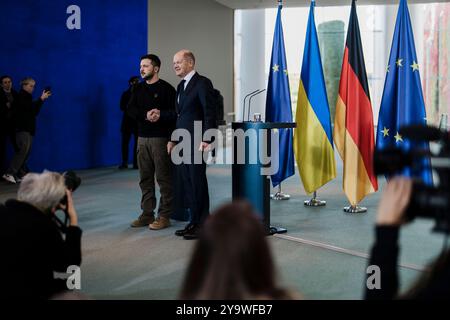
[17,171,66,212]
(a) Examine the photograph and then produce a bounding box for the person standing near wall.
[2,77,51,184]
[0,75,18,176]
[119,76,140,170]
[127,54,176,230]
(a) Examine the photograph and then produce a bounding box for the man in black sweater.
[0,75,18,176]
[119,76,139,169]
[2,77,51,184]
[365,177,450,299]
[0,171,82,299]
[127,54,176,230]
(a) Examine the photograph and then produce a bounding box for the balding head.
[173,49,196,78]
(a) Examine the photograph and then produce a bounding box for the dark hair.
[179,201,294,300]
[140,54,161,69]
[0,75,12,82]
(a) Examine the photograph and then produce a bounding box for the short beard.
[143,73,154,81]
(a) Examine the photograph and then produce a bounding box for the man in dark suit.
[151,50,216,240]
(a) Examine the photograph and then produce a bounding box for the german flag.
[333,0,378,206]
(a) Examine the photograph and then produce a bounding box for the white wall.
[148,0,234,117]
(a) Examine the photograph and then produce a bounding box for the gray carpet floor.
[0,159,444,300]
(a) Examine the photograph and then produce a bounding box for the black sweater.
[0,199,82,299]
[365,226,450,299]
[13,89,44,136]
[126,79,176,138]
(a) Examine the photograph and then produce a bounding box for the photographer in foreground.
[0,171,82,299]
[365,177,450,299]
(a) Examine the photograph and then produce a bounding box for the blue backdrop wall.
[0,0,147,172]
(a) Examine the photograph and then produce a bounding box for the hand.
[167,141,175,154]
[147,109,160,122]
[40,90,51,101]
[199,142,210,152]
[376,177,413,226]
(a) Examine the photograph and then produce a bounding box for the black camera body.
[63,170,81,191]
[53,171,81,232]
[374,125,450,233]
[59,171,81,206]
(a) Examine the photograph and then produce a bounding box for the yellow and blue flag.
[376,0,432,184]
[294,0,336,193]
[265,3,295,187]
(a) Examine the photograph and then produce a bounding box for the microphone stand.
[248,89,266,121]
[242,89,259,122]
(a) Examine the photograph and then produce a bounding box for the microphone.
[242,89,260,122]
[248,89,266,121]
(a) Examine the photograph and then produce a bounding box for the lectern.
[231,121,296,235]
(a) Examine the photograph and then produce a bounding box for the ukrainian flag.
[294,0,336,193]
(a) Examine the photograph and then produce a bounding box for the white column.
[234,9,266,122]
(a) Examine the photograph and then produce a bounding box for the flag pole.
[439,113,448,131]
[270,184,290,200]
[342,0,370,215]
[304,190,326,206]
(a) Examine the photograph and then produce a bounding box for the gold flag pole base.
[343,205,367,213]
[304,191,326,206]
[271,184,290,200]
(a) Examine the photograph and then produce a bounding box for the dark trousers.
[121,131,137,167]
[7,131,32,176]
[137,137,173,219]
[175,162,210,225]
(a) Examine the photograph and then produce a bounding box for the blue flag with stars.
[265,3,295,187]
[376,0,432,183]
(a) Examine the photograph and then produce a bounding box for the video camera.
[374,124,450,233]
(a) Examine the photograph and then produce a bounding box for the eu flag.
[376,0,432,183]
[265,3,295,187]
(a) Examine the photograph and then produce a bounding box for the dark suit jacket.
[13,89,44,136]
[167,72,217,221]
[162,72,217,141]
